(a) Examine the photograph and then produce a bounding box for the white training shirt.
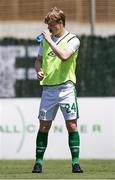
[38,31,80,56]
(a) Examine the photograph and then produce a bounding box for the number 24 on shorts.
[65,103,77,113]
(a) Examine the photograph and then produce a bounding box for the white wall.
[0,21,115,39]
[0,98,115,159]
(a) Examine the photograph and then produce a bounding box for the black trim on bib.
[56,32,70,45]
[67,36,77,42]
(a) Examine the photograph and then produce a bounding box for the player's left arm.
[48,42,74,61]
[43,30,80,61]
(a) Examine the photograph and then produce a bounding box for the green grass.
[0,159,115,179]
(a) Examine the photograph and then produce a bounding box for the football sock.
[36,131,48,165]
[69,131,80,165]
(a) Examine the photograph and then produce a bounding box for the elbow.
[61,55,69,61]
[60,51,71,61]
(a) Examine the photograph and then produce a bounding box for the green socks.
[36,131,80,166]
[69,131,80,165]
[36,131,48,165]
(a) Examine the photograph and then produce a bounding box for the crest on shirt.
[48,51,56,57]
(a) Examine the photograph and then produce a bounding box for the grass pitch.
[0,159,115,179]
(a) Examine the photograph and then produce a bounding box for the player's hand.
[37,69,44,80]
[42,30,51,42]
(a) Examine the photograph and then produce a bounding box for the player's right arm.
[35,55,44,81]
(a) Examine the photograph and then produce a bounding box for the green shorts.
[38,81,79,121]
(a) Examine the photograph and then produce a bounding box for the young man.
[32,7,83,173]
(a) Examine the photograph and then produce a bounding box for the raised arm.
[42,30,74,61]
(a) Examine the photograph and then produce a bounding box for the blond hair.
[44,7,66,26]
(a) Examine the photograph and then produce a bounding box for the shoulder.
[68,33,80,45]
[66,33,80,52]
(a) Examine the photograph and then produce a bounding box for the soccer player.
[32,7,83,173]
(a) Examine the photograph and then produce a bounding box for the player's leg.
[32,120,52,173]
[36,120,52,164]
[66,119,83,173]
[60,84,83,173]
[32,87,59,173]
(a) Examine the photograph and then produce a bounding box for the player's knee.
[39,120,52,132]
[66,120,78,132]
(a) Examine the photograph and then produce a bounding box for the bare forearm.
[35,56,44,80]
[47,40,67,60]
[42,30,73,61]
[35,57,42,72]
[47,39,73,61]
